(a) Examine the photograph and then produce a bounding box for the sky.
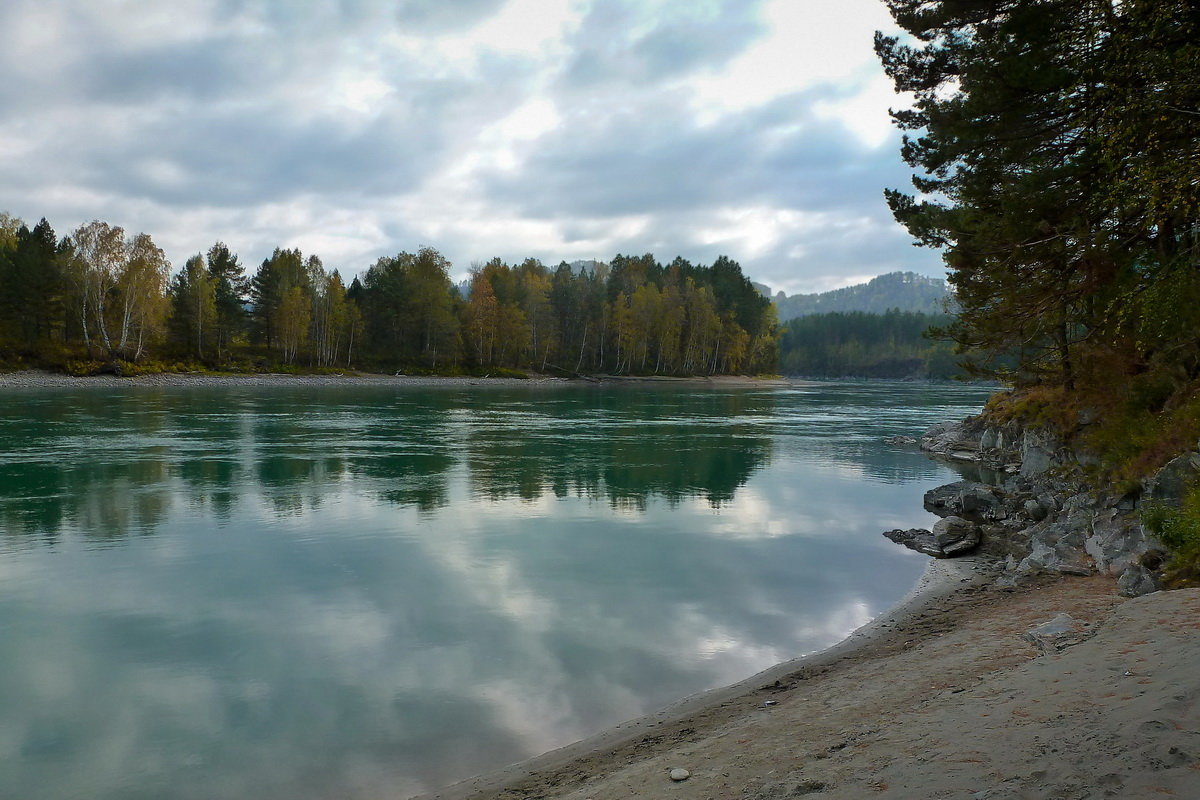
[0,0,940,296]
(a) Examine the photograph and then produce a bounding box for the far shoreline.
[0,369,794,391]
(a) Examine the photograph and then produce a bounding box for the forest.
[0,216,778,377]
[778,310,959,379]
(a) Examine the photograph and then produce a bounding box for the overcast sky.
[0,0,939,295]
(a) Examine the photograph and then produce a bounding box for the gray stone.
[1022,612,1087,655]
[1143,451,1200,505]
[920,418,986,462]
[993,421,1024,453]
[933,516,982,556]
[883,528,944,558]
[1117,564,1158,597]
[1016,521,1093,576]
[1085,509,1150,576]
[979,522,1034,560]
[1037,492,1060,513]
[1023,499,1048,522]
[960,485,1003,517]
[884,434,918,445]
[979,427,999,450]
[943,535,981,557]
[669,768,690,782]
[923,481,1011,523]
[923,421,955,438]
[1019,429,1059,478]
[924,481,968,517]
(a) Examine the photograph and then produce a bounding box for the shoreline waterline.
[416,556,990,800]
[420,563,1191,800]
[0,369,794,390]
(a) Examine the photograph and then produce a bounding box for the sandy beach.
[422,563,1199,800]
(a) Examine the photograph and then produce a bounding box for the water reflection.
[0,387,781,543]
[0,382,993,799]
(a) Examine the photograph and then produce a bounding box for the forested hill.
[778,310,960,379]
[772,272,951,321]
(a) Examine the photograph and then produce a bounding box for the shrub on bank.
[1142,485,1200,588]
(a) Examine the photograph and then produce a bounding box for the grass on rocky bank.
[1142,489,1200,588]
[982,373,1200,588]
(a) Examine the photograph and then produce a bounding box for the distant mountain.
[772,272,952,321]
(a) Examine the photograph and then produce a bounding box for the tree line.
[779,310,961,379]
[878,0,1200,393]
[0,215,778,376]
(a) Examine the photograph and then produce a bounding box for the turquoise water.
[0,381,990,799]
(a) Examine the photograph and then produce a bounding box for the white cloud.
[0,0,940,293]
[689,0,895,111]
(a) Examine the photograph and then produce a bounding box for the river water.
[0,381,990,799]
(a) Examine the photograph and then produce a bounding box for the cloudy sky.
[0,0,938,295]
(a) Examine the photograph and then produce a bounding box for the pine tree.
[168,255,218,359]
[206,242,248,362]
[878,0,1200,387]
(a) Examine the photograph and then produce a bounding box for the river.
[0,380,990,799]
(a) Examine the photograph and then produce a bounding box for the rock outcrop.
[887,414,1187,597]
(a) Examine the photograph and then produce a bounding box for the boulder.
[1142,451,1200,505]
[1085,509,1152,576]
[1023,498,1048,522]
[923,481,1012,523]
[960,484,1005,519]
[979,521,1034,560]
[883,528,945,558]
[1019,429,1059,478]
[979,426,999,450]
[933,516,981,556]
[1036,492,1060,514]
[1016,520,1093,576]
[919,418,986,462]
[924,482,968,517]
[1117,563,1158,597]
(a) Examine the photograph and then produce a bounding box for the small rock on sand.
[669,768,690,781]
[1022,612,1087,655]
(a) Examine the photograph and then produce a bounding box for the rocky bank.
[884,414,1192,597]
